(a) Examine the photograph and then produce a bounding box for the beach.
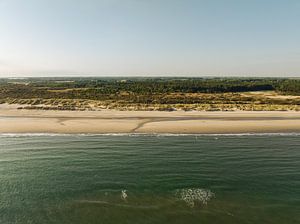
[1,104,300,134]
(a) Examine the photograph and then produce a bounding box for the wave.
[77,199,161,209]
[77,189,160,209]
[0,133,78,137]
[77,188,215,209]
[175,188,215,207]
[1,132,300,138]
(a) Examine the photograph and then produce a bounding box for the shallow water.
[0,134,299,223]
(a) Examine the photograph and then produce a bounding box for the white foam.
[0,133,76,137]
[0,132,299,138]
[121,190,128,200]
[175,188,215,207]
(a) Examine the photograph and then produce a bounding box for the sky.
[0,0,299,77]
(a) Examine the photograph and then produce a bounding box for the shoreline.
[1,104,300,134]
[1,132,300,137]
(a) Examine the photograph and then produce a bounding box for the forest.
[0,77,299,111]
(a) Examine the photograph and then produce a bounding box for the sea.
[0,133,299,224]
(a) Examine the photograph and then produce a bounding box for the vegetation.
[0,77,299,111]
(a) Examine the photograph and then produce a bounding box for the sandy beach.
[1,104,300,134]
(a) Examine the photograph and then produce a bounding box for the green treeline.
[0,78,299,102]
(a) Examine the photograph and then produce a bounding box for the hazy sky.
[0,0,299,77]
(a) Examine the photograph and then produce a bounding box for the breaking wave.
[1,132,300,138]
[175,188,215,207]
[77,188,215,210]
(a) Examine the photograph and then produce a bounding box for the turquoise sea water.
[0,134,299,224]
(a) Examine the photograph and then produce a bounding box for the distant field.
[0,77,299,111]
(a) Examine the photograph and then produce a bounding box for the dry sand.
[1,104,300,134]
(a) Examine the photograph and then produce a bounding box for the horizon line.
[1,74,300,79]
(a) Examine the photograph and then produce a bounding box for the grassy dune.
[1,78,299,111]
